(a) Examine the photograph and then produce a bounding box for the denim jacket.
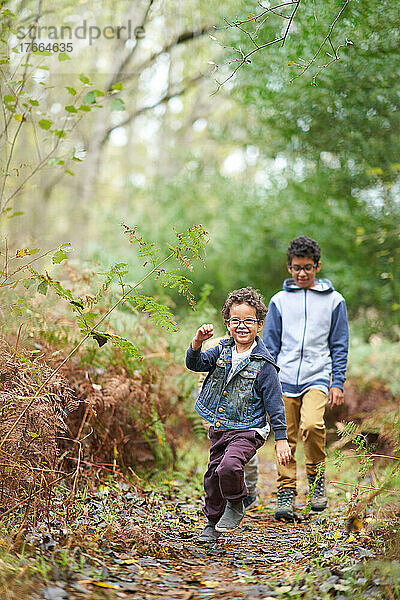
[186,336,287,441]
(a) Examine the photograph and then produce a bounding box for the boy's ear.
[316,261,322,273]
[257,320,264,332]
[286,263,292,274]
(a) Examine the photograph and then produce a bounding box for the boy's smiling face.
[287,255,321,290]
[226,302,264,353]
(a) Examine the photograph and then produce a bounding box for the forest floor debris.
[0,447,398,600]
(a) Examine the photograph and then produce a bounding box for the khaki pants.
[277,389,327,492]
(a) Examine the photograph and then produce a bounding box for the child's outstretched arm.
[191,324,214,350]
[275,439,291,466]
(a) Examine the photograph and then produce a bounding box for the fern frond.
[127,291,179,332]
[160,269,195,307]
[95,262,129,303]
[122,223,161,267]
[103,333,143,360]
[168,225,208,271]
[337,420,359,438]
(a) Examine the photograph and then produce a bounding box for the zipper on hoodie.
[296,289,307,386]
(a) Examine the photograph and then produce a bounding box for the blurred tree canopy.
[1,0,399,338]
[227,0,400,333]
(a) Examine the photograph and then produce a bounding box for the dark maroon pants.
[204,427,264,523]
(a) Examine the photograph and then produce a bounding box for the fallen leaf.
[346,516,363,532]
[120,558,139,565]
[333,530,342,539]
[78,580,120,590]
[201,580,220,588]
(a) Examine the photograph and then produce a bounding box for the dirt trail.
[36,447,389,600]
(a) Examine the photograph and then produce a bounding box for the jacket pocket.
[199,364,225,413]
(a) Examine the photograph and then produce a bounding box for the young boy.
[195,335,260,510]
[263,237,349,521]
[186,287,291,544]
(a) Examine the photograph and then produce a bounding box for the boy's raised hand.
[191,324,214,350]
[275,439,291,466]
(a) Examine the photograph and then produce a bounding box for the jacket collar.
[283,277,335,293]
[220,335,277,365]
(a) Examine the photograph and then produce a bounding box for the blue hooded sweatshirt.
[263,278,349,397]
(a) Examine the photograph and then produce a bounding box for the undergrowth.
[0,233,398,599]
[348,328,400,396]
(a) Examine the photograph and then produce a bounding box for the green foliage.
[91,331,142,360]
[331,416,400,520]
[23,224,208,363]
[160,0,400,335]
[123,224,161,268]
[142,399,174,466]
[337,422,374,477]
[30,268,74,302]
[217,1,354,87]
[127,292,178,332]
[348,333,400,396]
[0,4,125,216]
[0,222,210,480]
[95,262,129,304]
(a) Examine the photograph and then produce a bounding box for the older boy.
[263,237,349,521]
[186,287,291,543]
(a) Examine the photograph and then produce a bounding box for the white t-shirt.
[230,342,257,375]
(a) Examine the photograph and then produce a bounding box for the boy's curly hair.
[221,287,267,322]
[287,236,321,265]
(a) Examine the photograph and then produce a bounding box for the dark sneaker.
[243,494,257,510]
[215,501,245,532]
[197,520,221,544]
[308,474,328,511]
[275,487,297,521]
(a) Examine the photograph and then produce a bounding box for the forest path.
[38,447,386,600]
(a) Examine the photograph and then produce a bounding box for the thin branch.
[309,37,352,86]
[291,0,351,81]
[0,78,10,143]
[336,453,400,462]
[0,116,25,213]
[106,0,155,90]
[214,1,300,91]
[0,246,56,285]
[216,0,351,88]
[330,481,399,494]
[101,73,205,145]
[281,0,301,46]
[110,26,213,89]
[313,0,317,23]
[213,36,285,93]
[1,114,83,214]
[328,34,337,59]
[224,18,260,49]
[223,2,298,29]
